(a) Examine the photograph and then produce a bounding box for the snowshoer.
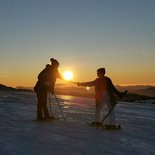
[34,58,63,121]
[77,68,127,127]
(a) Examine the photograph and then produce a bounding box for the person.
[76,68,127,127]
[34,58,63,120]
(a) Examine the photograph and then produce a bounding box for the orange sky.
[0,1,155,87]
[1,59,155,88]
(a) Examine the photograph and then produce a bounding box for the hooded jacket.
[79,76,121,104]
[34,65,62,92]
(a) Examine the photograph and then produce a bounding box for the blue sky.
[0,0,155,87]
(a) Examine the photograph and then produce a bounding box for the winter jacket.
[34,66,62,92]
[79,76,121,104]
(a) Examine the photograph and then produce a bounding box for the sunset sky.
[0,0,155,87]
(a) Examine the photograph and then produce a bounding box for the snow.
[0,91,155,155]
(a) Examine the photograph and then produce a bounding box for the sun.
[63,70,73,81]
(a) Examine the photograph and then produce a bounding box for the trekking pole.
[96,90,128,130]
[48,92,52,116]
[95,102,118,130]
[54,94,66,121]
[102,104,116,124]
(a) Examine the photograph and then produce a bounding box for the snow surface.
[0,91,155,155]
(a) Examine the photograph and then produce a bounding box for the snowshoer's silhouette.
[34,58,63,120]
[77,68,127,127]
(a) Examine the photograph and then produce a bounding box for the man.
[34,58,63,120]
[77,68,127,128]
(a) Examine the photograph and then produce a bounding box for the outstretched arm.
[57,72,64,81]
[77,80,96,87]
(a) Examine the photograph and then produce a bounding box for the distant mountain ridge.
[0,84,32,92]
[0,84,17,91]
[115,85,155,97]
[132,87,155,97]
[0,84,155,99]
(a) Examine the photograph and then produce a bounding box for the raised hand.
[120,90,128,99]
[71,81,80,86]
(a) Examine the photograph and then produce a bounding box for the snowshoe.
[102,124,122,130]
[87,122,102,127]
[51,116,60,120]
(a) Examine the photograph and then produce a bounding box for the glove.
[73,82,80,86]
[119,90,128,99]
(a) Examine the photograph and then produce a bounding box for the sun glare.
[63,71,73,81]
[86,86,90,90]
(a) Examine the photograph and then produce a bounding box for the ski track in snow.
[0,91,155,155]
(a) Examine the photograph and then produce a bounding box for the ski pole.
[48,92,52,116]
[102,103,116,124]
[96,90,128,129]
[54,94,66,121]
[95,101,118,130]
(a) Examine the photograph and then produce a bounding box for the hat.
[50,58,59,66]
[97,68,105,74]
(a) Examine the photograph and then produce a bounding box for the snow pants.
[36,89,50,119]
[95,92,116,125]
